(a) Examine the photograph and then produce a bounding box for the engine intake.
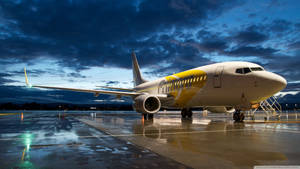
[133,95,161,114]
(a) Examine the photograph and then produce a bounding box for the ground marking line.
[1,126,300,141]
[0,128,258,141]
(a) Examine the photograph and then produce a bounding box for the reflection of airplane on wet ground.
[24,52,286,122]
[132,116,288,166]
[123,115,290,168]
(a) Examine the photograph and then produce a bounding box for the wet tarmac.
[79,111,300,169]
[1,111,300,169]
[0,111,190,169]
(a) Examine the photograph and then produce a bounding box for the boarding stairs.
[247,96,282,120]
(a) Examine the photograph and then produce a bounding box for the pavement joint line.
[254,127,300,134]
[1,128,271,141]
[1,124,300,142]
[0,128,258,141]
[0,127,300,141]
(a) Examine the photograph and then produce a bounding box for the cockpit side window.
[250,67,264,71]
[243,68,251,74]
[235,68,243,74]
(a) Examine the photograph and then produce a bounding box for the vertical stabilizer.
[132,51,147,87]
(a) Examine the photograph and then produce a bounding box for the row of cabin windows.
[161,75,207,93]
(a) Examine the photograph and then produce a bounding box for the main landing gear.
[181,108,193,118]
[233,110,245,122]
[143,113,154,120]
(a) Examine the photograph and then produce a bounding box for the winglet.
[24,67,32,88]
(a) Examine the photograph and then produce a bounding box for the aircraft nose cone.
[275,74,287,90]
[256,72,287,98]
[270,73,287,92]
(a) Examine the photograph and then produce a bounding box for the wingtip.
[24,67,32,88]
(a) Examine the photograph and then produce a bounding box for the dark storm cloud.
[226,46,278,58]
[233,30,268,44]
[67,72,86,78]
[248,13,256,18]
[176,29,229,54]
[263,52,300,81]
[268,19,292,33]
[278,92,300,104]
[0,76,17,85]
[8,69,48,77]
[0,72,19,85]
[284,82,300,92]
[0,0,240,70]
[288,41,300,50]
[144,44,213,76]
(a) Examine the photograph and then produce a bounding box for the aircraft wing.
[96,86,135,91]
[24,68,141,97]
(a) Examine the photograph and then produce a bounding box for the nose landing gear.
[181,108,193,118]
[233,110,245,122]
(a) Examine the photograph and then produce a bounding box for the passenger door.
[213,66,224,88]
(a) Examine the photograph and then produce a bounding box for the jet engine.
[206,106,235,113]
[133,95,161,114]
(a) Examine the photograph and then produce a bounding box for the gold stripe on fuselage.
[164,69,207,107]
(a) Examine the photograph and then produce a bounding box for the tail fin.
[131,51,147,87]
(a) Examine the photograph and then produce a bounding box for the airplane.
[24,52,287,122]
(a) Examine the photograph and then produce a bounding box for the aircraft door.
[158,81,164,94]
[213,66,224,88]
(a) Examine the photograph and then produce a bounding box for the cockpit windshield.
[250,67,264,71]
[236,67,264,74]
[235,67,251,74]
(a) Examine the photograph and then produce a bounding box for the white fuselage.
[134,61,287,110]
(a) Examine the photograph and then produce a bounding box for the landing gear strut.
[143,113,154,120]
[181,108,193,118]
[233,110,245,122]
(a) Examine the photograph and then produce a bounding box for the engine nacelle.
[133,95,161,114]
[206,106,235,113]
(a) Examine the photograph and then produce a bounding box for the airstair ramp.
[247,96,282,121]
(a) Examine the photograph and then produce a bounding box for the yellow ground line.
[0,113,21,116]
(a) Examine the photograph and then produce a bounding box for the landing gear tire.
[181,110,187,118]
[187,109,193,118]
[143,113,154,120]
[181,109,193,118]
[233,110,244,122]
